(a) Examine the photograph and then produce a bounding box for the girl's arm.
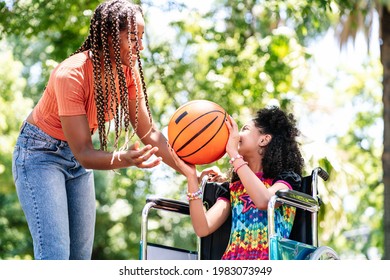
[225,116,289,210]
[168,147,230,237]
[229,164,289,210]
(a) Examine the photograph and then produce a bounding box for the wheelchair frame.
[268,167,339,260]
[139,167,339,260]
[139,195,200,260]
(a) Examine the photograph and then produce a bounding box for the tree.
[329,0,390,260]
[381,4,390,261]
[158,0,384,258]
[0,41,34,259]
[0,0,385,259]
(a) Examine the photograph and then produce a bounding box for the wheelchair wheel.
[309,246,340,260]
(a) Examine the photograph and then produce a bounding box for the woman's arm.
[128,95,183,174]
[61,115,162,170]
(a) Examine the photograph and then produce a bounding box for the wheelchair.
[139,167,339,260]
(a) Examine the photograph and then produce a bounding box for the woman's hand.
[61,115,162,170]
[121,141,162,168]
[225,115,240,157]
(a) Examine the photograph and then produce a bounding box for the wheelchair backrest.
[200,181,232,260]
[288,175,314,244]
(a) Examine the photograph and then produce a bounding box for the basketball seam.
[176,115,218,153]
[180,111,227,160]
[171,110,224,149]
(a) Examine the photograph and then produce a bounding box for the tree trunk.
[381,6,390,260]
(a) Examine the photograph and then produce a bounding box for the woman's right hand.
[122,141,162,169]
[61,115,161,170]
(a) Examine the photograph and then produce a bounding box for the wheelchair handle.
[140,176,208,260]
[145,196,190,214]
[140,196,191,259]
[316,167,329,181]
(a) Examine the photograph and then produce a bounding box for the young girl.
[169,106,304,260]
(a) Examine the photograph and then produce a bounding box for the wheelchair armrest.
[146,196,190,215]
[275,189,320,209]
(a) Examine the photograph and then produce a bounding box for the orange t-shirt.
[32,51,141,141]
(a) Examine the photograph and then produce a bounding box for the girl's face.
[118,12,145,67]
[238,120,269,156]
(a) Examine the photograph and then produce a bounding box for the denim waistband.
[19,121,69,148]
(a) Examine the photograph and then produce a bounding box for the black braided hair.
[73,0,152,151]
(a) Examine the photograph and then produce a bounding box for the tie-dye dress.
[218,171,301,260]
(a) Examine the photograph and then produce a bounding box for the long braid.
[134,6,152,124]
[72,34,92,55]
[71,0,153,151]
[88,6,108,150]
[101,1,117,148]
[126,9,140,142]
[116,9,134,148]
[134,10,152,126]
[112,5,128,149]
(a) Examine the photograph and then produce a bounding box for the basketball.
[168,100,229,165]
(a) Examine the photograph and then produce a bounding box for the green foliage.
[0,42,34,259]
[321,57,383,259]
[0,0,385,260]
[0,0,101,103]
[146,0,311,128]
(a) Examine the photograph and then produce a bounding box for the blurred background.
[0,0,388,259]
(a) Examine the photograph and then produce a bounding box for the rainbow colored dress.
[219,171,301,260]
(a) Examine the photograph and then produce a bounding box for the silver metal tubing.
[200,175,209,193]
[140,201,157,260]
[267,195,278,243]
[311,168,320,247]
[267,193,320,248]
[275,197,319,212]
[198,175,209,260]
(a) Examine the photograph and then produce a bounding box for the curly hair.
[72,0,152,151]
[230,106,304,182]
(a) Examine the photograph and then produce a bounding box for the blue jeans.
[12,121,96,260]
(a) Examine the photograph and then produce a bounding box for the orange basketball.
[168,100,229,165]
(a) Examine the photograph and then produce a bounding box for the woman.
[12,0,180,260]
[169,106,304,260]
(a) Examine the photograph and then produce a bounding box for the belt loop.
[19,121,27,132]
[58,140,68,148]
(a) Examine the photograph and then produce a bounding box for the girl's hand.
[122,141,162,168]
[167,143,197,179]
[225,115,240,157]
